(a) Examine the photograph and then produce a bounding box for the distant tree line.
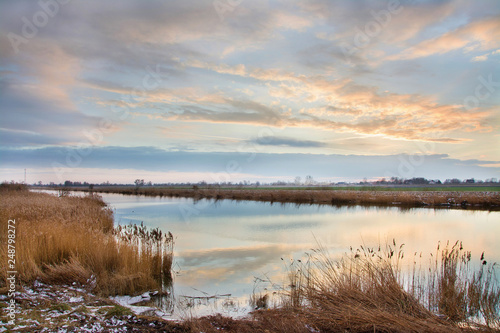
[25,176,499,187]
[371,177,498,185]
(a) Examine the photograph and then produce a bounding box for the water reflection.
[100,193,500,316]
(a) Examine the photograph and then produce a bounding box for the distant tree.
[413,177,429,185]
[134,179,145,189]
[393,177,405,184]
[305,175,314,186]
[294,176,302,186]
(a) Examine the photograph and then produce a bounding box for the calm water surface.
[95,192,499,317]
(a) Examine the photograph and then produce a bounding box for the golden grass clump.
[272,241,500,332]
[422,241,500,327]
[0,183,173,296]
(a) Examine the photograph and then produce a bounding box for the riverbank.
[61,186,500,210]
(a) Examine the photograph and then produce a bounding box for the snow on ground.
[0,281,182,332]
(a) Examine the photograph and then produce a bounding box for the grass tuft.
[49,303,72,313]
[104,304,134,318]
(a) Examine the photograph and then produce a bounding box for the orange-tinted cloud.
[389,15,500,60]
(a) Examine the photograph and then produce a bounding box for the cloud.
[1,146,499,182]
[0,80,103,147]
[157,100,286,127]
[176,60,495,142]
[471,54,488,62]
[389,15,500,60]
[470,49,500,62]
[298,0,459,47]
[0,0,498,164]
[250,136,327,148]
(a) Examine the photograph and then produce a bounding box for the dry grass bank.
[0,184,173,296]
[80,187,500,210]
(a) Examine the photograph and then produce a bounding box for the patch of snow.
[81,321,103,332]
[109,317,126,326]
[69,296,84,303]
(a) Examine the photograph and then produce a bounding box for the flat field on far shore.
[212,185,500,192]
[42,185,500,210]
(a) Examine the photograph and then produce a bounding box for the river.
[94,192,500,318]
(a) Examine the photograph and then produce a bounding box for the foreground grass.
[0,184,173,296]
[3,241,497,332]
[68,186,500,210]
[271,241,500,332]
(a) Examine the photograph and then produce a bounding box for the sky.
[0,0,499,184]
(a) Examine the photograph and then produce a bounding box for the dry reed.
[272,241,500,332]
[0,184,173,296]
